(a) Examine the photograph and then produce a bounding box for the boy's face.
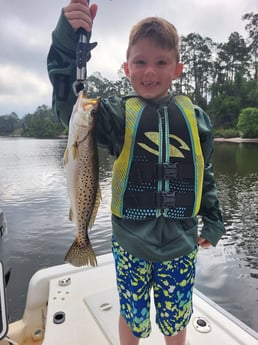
[124,38,183,100]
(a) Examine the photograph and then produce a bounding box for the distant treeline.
[1,12,257,138]
[0,106,65,139]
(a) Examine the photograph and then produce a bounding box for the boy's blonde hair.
[126,17,180,61]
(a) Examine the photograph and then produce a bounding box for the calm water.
[0,137,257,333]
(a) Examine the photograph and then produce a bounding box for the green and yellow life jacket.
[111,95,204,220]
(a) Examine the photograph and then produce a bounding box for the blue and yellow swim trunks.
[112,238,197,338]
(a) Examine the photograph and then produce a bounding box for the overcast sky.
[1,0,257,117]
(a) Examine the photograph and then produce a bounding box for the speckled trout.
[64,91,100,267]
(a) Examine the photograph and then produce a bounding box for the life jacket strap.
[124,191,195,209]
[129,162,194,183]
[154,191,195,209]
[155,163,193,180]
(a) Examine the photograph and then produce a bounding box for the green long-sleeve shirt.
[47,11,225,262]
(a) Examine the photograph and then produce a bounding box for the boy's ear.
[173,62,184,79]
[123,62,130,78]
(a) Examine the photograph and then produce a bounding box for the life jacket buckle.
[154,191,176,209]
[156,163,178,180]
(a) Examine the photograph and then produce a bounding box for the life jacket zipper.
[157,106,170,217]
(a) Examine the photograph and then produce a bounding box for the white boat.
[0,253,258,345]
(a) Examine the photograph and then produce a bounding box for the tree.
[180,33,214,107]
[88,70,132,98]
[23,106,64,138]
[216,32,250,82]
[242,12,258,79]
[87,72,114,98]
[0,113,21,135]
[237,107,258,138]
[208,94,241,128]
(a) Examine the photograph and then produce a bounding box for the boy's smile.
[124,38,183,100]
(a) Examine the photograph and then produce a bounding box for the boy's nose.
[144,64,156,75]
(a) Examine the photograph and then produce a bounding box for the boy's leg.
[112,238,152,341]
[119,314,186,345]
[164,328,186,345]
[153,248,197,340]
[119,314,140,345]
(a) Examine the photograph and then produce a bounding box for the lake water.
[0,137,257,333]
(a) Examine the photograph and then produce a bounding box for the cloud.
[1,0,257,117]
[0,65,50,114]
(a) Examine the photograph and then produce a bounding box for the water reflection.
[195,142,258,331]
[213,143,258,273]
[0,138,67,204]
[213,142,258,175]
[98,147,114,180]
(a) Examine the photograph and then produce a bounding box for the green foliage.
[180,33,214,106]
[237,107,258,138]
[217,32,250,81]
[213,128,239,138]
[208,95,241,128]
[87,71,132,98]
[242,12,258,79]
[0,106,65,138]
[209,73,258,132]
[0,113,21,135]
[22,105,64,138]
[241,79,258,108]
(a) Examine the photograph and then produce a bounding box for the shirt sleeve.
[47,9,91,127]
[195,106,226,246]
[96,97,125,157]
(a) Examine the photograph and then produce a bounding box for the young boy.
[47,1,225,344]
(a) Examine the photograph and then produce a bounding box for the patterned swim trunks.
[112,238,197,338]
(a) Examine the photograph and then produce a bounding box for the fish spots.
[64,93,100,267]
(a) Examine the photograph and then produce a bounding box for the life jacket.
[111,95,204,220]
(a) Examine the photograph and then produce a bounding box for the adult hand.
[64,0,98,32]
[198,236,212,248]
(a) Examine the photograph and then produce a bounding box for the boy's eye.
[158,60,167,65]
[135,60,145,65]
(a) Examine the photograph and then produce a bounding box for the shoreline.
[214,137,258,143]
[1,135,258,143]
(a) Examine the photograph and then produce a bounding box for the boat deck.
[2,254,258,345]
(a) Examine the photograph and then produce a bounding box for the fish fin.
[89,185,101,228]
[64,238,97,267]
[72,141,79,159]
[69,207,73,221]
[64,147,69,165]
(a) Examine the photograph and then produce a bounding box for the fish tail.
[64,239,97,267]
